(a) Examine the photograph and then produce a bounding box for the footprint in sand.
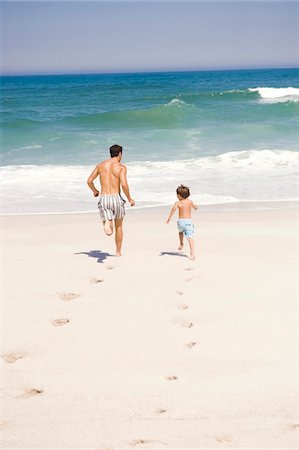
[181,321,193,328]
[52,318,70,327]
[129,440,152,447]
[89,278,104,284]
[0,421,8,430]
[18,388,43,399]
[155,408,167,415]
[287,423,299,432]
[177,304,189,310]
[1,351,26,364]
[165,375,178,381]
[185,278,193,282]
[184,267,194,271]
[105,265,114,270]
[215,435,232,444]
[57,292,81,302]
[129,440,167,447]
[184,341,197,349]
[176,290,184,296]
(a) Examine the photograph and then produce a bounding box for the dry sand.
[1,206,298,449]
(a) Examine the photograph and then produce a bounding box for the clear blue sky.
[1,1,298,75]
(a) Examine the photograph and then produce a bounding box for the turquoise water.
[1,68,299,213]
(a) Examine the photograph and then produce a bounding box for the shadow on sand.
[159,251,188,258]
[75,250,113,264]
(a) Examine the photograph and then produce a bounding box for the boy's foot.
[189,254,196,260]
[178,244,184,251]
[103,221,113,236]
[116,251,121,257]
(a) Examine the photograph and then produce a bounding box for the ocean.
[1,68,298,214]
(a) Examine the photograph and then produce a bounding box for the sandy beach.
[1,206,298,449]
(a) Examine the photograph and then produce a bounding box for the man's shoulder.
[98,159,110,168]
[111,162,126,175]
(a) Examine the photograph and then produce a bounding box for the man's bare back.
[87,155,134,205]
[97,158,126,196]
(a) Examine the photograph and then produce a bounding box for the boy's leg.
[115,218,124,256]
[187,237,195,260]
[178,232,184,251]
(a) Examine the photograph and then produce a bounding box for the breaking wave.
[2,149,298,214]
[64,99,196,129]
[248,87,299,103]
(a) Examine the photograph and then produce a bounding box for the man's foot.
[103,221,113,236]
[116,251,121,257]
[189,254,195,260]
[178,244,184,251]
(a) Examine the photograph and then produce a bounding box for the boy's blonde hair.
[176,185,190,199]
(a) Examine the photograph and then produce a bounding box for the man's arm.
[166,202,178,223]
[120,166,135,206]
[87,166,100,197]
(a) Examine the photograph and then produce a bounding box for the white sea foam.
[1,149,298,214]
[9,144,43,153]
[249,87,299,103]
[128,149,299,173]
[166,98,188,107]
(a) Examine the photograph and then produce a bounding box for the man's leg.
[178,232,184,251]
[103,220,113,236]
[114,218,124,256]
[187,237,195,260]
[100,205,113,236]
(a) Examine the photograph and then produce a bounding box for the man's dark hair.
[110,144,123,158]
[176,184,190,199]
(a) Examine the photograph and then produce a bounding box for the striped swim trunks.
[98,194,126,221]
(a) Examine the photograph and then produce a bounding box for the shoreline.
[2,199,299,217]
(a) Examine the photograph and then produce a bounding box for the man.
[87,145,135,256]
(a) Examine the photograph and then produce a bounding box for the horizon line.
[1,65,299,77]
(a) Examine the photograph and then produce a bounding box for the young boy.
[166,185,198,260]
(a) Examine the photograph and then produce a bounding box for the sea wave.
[2,98,196,130]
[3,118,44,129]
[176,87,299,103]
[129,149,299,172]
[1,149,298,214]
[1,146,299,176]
[2,149,298,180]
[64,98,196,129]
[248,87,299,103]
[9,144,43,153]
[3,87,298,134]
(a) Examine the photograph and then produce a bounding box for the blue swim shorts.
[177,219,194,238]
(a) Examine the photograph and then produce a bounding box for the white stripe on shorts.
[98,194,125,221]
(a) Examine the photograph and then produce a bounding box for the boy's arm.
[87,166,100,196]
[191,200,198,210]
[120,166,135,206]
[166,202,178,223]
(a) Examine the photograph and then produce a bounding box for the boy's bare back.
[177,198,196,218]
